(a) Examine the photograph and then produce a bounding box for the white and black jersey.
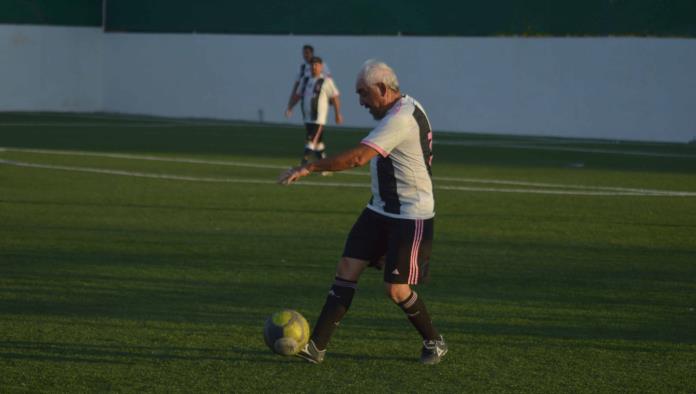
[360,95,434,220]
[294,61,332,99]
[296,75,339,125]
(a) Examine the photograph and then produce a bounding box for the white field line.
[2,148,289,170]
[0,159,360,188]
[432,176,680,194]
[3,147,692,195]
[436,140,696,159]
[436,137,679,147]
[2,158,696,197]
[3,147,696,196]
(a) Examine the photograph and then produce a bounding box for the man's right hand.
[278,166,310,185]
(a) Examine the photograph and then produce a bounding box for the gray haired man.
[279,60,447,365]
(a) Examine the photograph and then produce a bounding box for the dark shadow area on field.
[1,117,695,174]
[436,148,696,175]
[0,123,352,165]
[0,245,334,325]
[2,242,694,349]
[0,273,322,326]
[325,351,413,363]
[450,336,696,355]
[0,340,412,365]
[347,315,696,349]
[0,198,356,218]
[436,238,696,275]
[0,341,293,365]
[439,212,696,230]
[2,233,695,352]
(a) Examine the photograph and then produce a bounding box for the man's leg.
[310,257,368,350]
[301,123,317,165]
[301,142,314,165]
[314,142,327,160]
[386,284,440,341]
[312,125,326,160]
[298,209,384,363]
[386,283,447,364]
[383,217,447,364]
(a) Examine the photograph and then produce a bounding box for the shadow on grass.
[1,242,694,353]
[0,198,357,217]
[0,341,294,365]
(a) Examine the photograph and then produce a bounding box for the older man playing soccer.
[278,60,447,365]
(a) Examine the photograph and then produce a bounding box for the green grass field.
[1,112,695,392]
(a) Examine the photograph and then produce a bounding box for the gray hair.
[357,60,400,92]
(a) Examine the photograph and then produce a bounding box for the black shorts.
[304,123,324,144]
[343,208,434,285]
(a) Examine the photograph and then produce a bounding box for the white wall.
[3,24,696,142]
[0,25,103,111]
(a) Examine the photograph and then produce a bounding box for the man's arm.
[288,81,300,106]
[331,95,343,124]
[278,143,379,185]
[285,92,301,118]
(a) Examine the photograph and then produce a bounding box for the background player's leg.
[314,142,326,160]
[312,125,326,160]
[301,143,313,165]
[301,123,316,165]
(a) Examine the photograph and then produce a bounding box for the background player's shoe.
[296,339,326,364]
[321,171,332,176]
[420,335,448,365]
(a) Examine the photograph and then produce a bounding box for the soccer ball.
[263,309,310,356]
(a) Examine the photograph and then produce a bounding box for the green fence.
[2,0,695,37]
[103,0,696,37]
[0,0,101,27]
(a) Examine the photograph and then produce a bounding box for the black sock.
[314,149,326,160]
[398,291,439,340]
[301,148,312,165]
[311,277,357,350]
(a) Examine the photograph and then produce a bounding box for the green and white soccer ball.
[263,309,310,356]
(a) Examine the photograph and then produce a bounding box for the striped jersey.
[295,62,332,97]
[361,95,434,220]
[296,75,339,125]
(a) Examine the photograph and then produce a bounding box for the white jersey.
[295,62,332,92]
[360,95,434,220]
[296,75,339,125]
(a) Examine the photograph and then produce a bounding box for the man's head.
[355,60,401,120]
[310,56,323,77]
[302,45,314,63]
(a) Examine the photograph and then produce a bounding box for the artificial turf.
[1,112,695,392]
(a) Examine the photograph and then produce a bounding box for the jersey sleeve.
[294,64,305,83]
[361,113,410,158]
[323,78,339,98]
[294,79,305,96]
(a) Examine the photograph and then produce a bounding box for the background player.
[286,56,342,166]
[286,44,332,113]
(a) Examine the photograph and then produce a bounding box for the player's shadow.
[0,198,358,217]
[0,340,302,365]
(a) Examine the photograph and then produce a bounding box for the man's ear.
[376,82,388,96]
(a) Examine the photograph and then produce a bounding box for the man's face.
[302,48,313,62]
[311,62,323,77]
[356,79,386,120]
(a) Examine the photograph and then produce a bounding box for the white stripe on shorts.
[408,220,424,284]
